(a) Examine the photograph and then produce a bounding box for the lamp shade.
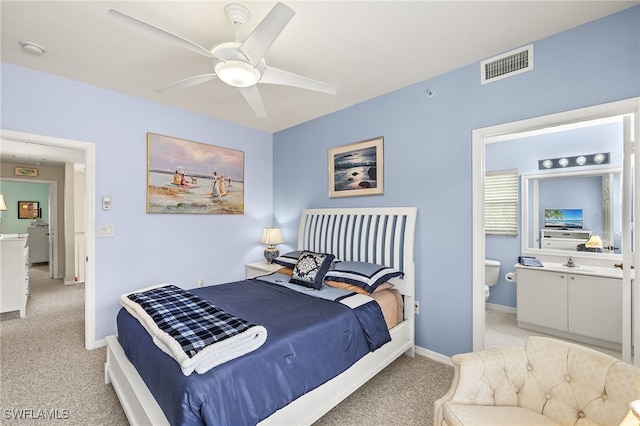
[0,194,7,211]
[260,227,284,246]
[260,227,283,263]
[621,400,640,425]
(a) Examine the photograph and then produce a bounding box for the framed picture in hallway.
[146,133,244,215]
[328,137,384,198]
[18,201,40,219]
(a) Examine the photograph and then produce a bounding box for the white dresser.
[540,229,591,250]
[27,225,49,263]
[0,235,30,317]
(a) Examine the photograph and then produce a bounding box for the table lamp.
[0,194,7,234]
[260,227,284,263]
[621,400,640,426]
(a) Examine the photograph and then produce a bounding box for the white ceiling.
[1,1,638,165]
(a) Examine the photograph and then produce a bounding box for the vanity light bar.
[538,153,609,170]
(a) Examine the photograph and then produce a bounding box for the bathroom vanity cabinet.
[516,264,622,349]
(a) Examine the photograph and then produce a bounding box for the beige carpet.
[1,264,454,425]
[0,264,127,425]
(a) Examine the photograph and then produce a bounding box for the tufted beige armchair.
[434,336,640,426]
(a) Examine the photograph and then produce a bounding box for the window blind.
[485,169,518,236]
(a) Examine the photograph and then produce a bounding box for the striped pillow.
[323,261,403,293]
[272,250,303,269]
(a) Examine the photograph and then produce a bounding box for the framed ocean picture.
[146,133,244,214]
[328,137,383,198]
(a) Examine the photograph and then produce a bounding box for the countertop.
[516,261,622,279]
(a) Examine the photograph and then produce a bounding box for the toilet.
[484,259,501,301]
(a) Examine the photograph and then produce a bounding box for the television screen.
[544,209,583,229]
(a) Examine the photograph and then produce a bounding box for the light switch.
[102,196,111,210]
[99,225,114,238]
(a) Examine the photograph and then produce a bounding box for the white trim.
[415,345,454,367]
[472,97,640,356]
[486,302,516,314]
[0,129,97,349]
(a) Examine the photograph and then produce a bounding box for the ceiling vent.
[481,44,533,84]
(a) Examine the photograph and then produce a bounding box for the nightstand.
[245,261,281,279]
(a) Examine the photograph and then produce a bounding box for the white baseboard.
[486,302,516,314]
[415,345,453,366]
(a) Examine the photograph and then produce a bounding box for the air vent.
[481,44,533,84]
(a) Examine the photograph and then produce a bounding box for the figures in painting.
[218,174,227,196]
[211,171,220,197]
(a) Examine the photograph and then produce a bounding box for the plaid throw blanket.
[121,284,267,376]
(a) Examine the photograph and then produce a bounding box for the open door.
[621,113,638,366]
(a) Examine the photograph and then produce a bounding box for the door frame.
[1,129,97,349]
[472,97,639,365]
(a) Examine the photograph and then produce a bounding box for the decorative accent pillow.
[323,261,403,293]
[273,250,340,270]
[273,250,303,269]
[290,251,335,290]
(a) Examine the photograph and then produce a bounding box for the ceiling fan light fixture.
[20,41,45,56]
[215,61,260,88]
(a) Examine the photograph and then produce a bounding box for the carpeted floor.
[1,264,454,425]
[0,264,127,425]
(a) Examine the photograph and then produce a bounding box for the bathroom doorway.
[471,98,639,366]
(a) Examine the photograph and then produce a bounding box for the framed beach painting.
[328,137,383,198]
[146,133,244,214]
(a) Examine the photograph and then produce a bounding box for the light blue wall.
[1,6,637,355]
[1,64,274,340]
[273,7,640,356]
[485,122,623,308]
[0,181,49,233]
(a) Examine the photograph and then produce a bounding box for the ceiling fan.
[107,2,338,118]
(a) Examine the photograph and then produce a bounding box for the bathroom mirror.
[521,167,621,257]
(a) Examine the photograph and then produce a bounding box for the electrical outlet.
[414,300,420,315]
[198,278,205,288]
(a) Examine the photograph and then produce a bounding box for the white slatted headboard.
[297,207,417,303]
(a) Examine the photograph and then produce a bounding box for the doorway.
[0,129,97,349]
[471,98,639,366]
[1,178,58,279]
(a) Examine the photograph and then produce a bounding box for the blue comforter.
[116,278,390,425]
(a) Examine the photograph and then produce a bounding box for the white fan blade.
[156,74,217,93]
[261,66,338,95]
[238,86,267,118]
[108,9,214,58]
[239,2,295,67]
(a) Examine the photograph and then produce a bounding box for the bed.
[104,206,417,425]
